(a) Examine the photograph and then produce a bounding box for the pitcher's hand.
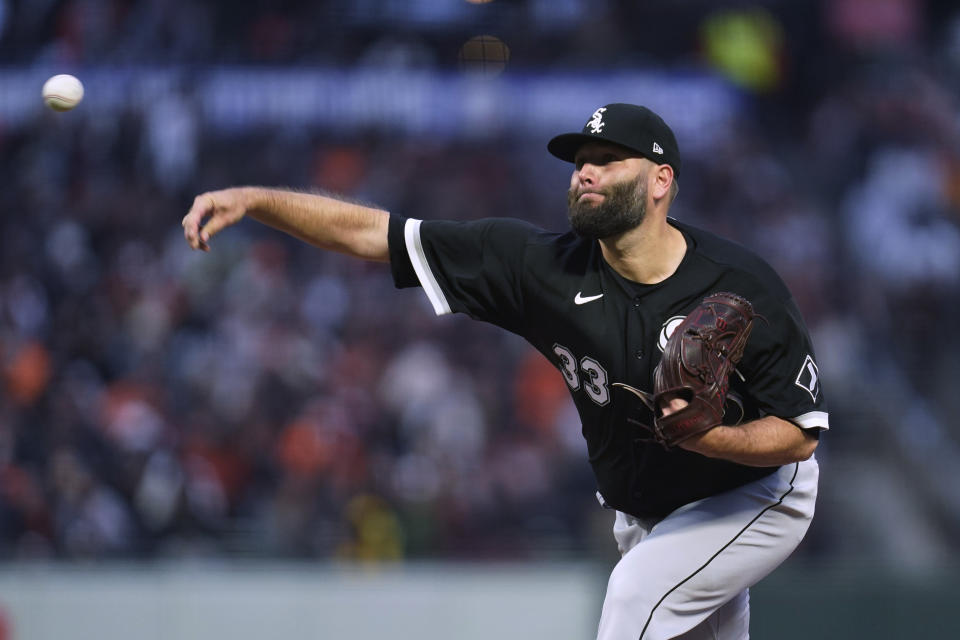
[182,188,253,251]
[658,397,688,418]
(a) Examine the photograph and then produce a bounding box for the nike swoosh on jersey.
[574,292,604,305]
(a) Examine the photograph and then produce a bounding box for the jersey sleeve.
[738,292,829,431]
[388,214,538,334]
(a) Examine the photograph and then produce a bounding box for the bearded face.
[567,173,648,240]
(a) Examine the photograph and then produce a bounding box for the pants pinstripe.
[596,457,818,640]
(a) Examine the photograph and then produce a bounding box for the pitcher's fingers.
[196,208,236,243]
[182,214,198,248]
[183,194,216,247]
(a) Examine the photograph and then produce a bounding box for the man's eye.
[576,153,620,169]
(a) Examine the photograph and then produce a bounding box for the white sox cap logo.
[587,107,607,134]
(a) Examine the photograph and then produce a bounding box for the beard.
[567,175,647,239]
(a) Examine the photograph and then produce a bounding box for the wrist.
[677,424,728,456]
[241,186,272,213]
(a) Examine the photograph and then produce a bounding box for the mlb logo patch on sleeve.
[794,355,820,401]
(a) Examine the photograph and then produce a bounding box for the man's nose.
[577,163,598,184]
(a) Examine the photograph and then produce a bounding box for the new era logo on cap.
[547,103,682,180]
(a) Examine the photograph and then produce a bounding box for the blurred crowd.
[1,0,960,568]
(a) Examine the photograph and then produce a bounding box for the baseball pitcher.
[183,103,827,639]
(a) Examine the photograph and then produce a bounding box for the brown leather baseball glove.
[616,292,761,448]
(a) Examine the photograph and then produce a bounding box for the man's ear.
[651,164,675,201]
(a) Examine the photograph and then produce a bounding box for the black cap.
[548,103,681,180]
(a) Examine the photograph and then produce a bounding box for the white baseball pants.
[596,457,818,640]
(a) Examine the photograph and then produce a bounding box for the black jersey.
[388,215,828,518]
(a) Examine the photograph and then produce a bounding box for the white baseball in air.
[42,74,84,111]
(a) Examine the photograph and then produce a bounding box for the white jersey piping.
[791,411,829,431]
[404,218,452,316]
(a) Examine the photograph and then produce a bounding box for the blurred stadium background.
[1,0,960,638]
